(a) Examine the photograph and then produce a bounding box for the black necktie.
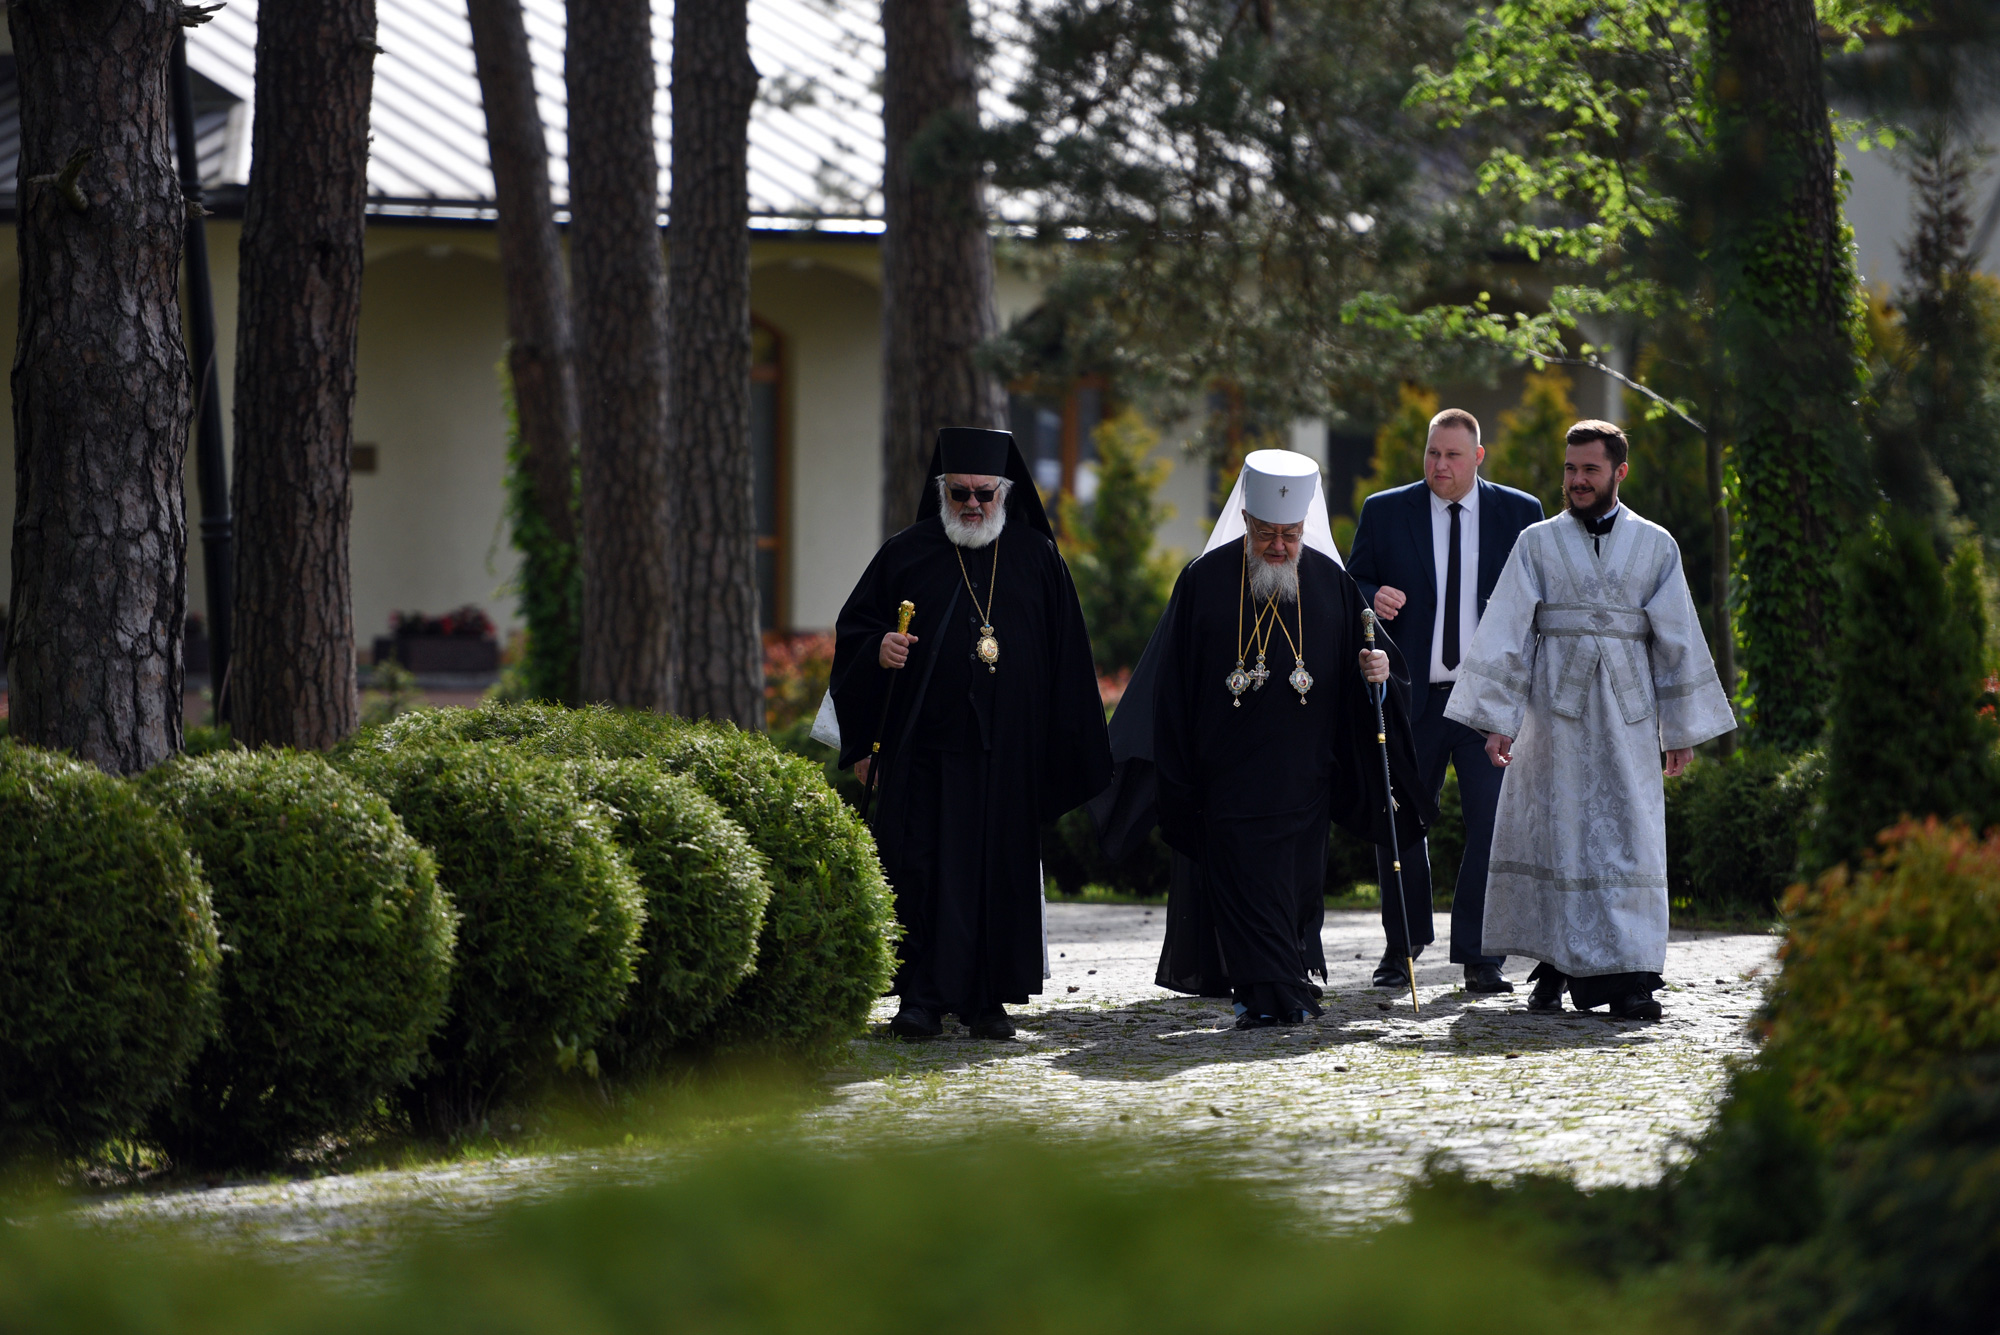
[1443,501,1462,671]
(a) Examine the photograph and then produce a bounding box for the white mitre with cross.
[1204,448,1343,565]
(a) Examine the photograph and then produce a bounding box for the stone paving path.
[76,905,1778,1261]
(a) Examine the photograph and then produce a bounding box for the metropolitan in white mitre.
[1444,420,1735,1020]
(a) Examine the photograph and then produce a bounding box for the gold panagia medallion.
[976,624,1000,673]
[1289,660,1314,703]
[1226,660,1251,706]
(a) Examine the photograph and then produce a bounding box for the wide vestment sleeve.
[1039,546,1114,820]
[1642,540,1737,750]
[829,542,904,771]
[1151,564,1203,860]
[1443,535,1542,738]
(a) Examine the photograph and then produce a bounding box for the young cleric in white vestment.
[1443,421,1736,1019]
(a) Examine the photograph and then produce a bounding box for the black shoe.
[1464,963,1515,994]
[1234,1012,1281,1030]
[889,1004,942,1039]
[1610,993,1664,1021]
[1373,947,1421,988]
[1526,974,1564,1013]
[966,1006,1016,1040]
[1281,1009,1315,1026]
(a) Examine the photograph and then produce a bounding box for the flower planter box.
[370,634,499,675]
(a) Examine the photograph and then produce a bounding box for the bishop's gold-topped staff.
[1363,606,1419,1012]
[859,599,916,826]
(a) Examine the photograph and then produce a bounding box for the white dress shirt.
[1429,483,1480,685]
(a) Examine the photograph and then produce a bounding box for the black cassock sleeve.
[1038,552,1114,820]
[1151,564,1205,862]
[830,544,903,771]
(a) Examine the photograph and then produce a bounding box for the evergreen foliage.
[1057,410,1178,673]
[1349,385,1436,516]
[333,741,643,1130]
[1767,818,2000,1144]
[499,363,581,705]
[570,758,771,1076]
[0,742,220,1159]
[1807,514,1999,874]
[1664,749,1821,921]
[1864,133,2000,555]
[349,705,897,1062]
[983,0,1489,419]
[141,750,455,1166]
[1482,366,1574,513]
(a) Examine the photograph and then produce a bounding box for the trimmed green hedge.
[1665,748,1821,921]
[346,704,896,1061]
[141,750,455,1165]
[0,742,220,1158]
[572,759,771,1075]
[334,742,643,1129]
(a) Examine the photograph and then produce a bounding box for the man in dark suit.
[1345,408,1544,994]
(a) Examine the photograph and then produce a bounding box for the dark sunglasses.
[949,485,1000,504]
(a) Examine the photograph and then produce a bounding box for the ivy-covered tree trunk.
[567,0,677,709]
[6,0,190,774]
[668,0,762,726]
[880,0,1005,539]
[1708,0,1861,750]
[469,0,581,705]
[230,0,375,750]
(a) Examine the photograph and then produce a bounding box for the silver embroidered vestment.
[1443,508,1735,977]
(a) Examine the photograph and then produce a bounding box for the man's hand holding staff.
[857,600,916,823]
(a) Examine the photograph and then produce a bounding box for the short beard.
[1566,485,1619,522]
[1246,548,1300,604]
[937,479,1010,549]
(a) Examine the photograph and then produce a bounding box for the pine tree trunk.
[1709,0,1857,750]
[5,0,190,774]
[669,0,761,726]
[880,0,1004,539]
[567,0,677,709]
[469,0,582,704]
[229,0,375,749]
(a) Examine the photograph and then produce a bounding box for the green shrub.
[1763,818,2000,1143]
[140,750,455,1166]
[0,1140,1675,1335]
[1807,515,2000,875]
[571,759,771,1075]
[1665,748,1822,921]
[1058,410,1179,673]
[333,742,643,1129]
[1043,805,1172,899]
[0,742,220,1158]
[345,704,896,1062]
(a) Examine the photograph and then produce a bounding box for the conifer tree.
[1058,412,1177,674]
[1806,512,2000,875]
[1483,367,1575,514]
[1349,386,1437,517]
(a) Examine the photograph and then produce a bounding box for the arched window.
[751,319,786,631]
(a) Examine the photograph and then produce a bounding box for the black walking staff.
[859,600,917,826]
[1361,608,1420,1012]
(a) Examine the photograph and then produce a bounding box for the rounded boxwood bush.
[1763,817,2000,1144]
[344,704,896,1061]
[140,750,455,1165]
[334,742,644,1129]
[571,758,770,1075]
[0,742,220,1158]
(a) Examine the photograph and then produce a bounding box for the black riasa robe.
[1150,544,1433,1016]
[831,513,1110,1014]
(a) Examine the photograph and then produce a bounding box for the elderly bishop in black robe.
[830,427,1112,1040]
[1136,451,1434,1028]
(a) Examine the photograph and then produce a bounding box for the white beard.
[1247,550,1300,604]
[940,496,1008,548]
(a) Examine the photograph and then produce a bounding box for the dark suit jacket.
[1346,477,1545,720]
